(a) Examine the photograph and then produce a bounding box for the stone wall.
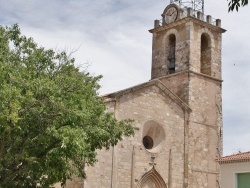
[63,13,225,188]
[84,83,186,188]
[187,73,222,188]
[150,18,224,81]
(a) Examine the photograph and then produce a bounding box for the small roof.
[218,151,250,164]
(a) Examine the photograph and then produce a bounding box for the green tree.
[228,0,248,11]
[0,24,134,188]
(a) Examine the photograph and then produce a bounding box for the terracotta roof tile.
[218,151,250,164]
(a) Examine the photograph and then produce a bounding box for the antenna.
[170,0,204,14]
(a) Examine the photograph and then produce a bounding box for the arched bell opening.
[168,34,176,74]
[200,33,212,75]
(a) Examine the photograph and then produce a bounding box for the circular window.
[142,120,165,153]
[143,136,154,149]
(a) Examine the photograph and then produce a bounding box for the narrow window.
[168,34,176,74]
[200,33,211,75]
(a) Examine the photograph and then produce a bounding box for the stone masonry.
[63,3,226,188]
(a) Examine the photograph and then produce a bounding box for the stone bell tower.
[149,1,226,187]
[77,1,226,188]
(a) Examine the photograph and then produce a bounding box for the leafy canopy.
[0,24,134,188]
[228,0,248,11]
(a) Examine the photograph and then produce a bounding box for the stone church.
[65,1,226,188]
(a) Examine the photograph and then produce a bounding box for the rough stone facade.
[63,3,226,188]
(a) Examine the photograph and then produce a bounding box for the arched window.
[136,167,167,188]
[200,33,211,75]
[168,34,176,74]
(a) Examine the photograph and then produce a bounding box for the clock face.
[165,7,178,24]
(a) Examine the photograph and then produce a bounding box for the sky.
[0,0,249,156]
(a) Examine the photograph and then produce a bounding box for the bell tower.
[150,0,224,80]
[150,1,226,187]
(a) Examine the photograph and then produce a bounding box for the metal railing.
[170,0,204,14]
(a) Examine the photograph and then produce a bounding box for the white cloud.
[1,0,250,156]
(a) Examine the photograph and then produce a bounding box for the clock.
[165,6,178,24]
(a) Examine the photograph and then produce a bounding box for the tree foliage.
[228,0,248,11]
[0,24,134,188]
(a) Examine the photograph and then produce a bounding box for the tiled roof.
[218,151,250,164]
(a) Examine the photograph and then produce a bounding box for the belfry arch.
[200,33,212,75]
[168,34,176,73]
[159,28,180,77]
[136,167,167,188]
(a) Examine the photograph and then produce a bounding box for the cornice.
[149,16,226,34]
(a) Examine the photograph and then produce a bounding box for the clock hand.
[170,11,176,16]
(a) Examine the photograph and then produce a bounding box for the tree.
[228,0,248,11]
[0,24,134,188]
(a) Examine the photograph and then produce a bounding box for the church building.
[70,1,226,187]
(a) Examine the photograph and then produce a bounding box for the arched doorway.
[137,167,167,188]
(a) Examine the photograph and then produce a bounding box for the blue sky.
[1,0,250,156]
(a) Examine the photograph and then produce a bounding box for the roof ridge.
[221,151,250,158]
[218,151,250,164]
